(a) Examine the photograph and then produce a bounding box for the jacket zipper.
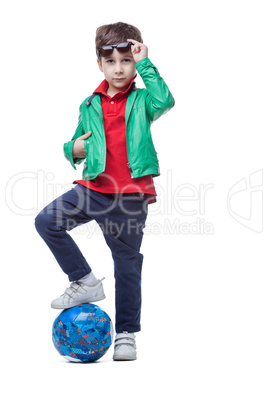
[90,102,106,170]
[127,162,133,173]
[125,90,137,177]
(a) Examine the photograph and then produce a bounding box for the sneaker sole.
[113,355,137,361]
[51,293,106,309]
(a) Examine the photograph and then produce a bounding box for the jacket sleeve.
[135,57,175,123]
[63,104,86,169]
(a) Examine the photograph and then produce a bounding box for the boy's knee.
[35,210,68,234]
[34,211,51,234]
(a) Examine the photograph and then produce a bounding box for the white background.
[1,0,268,401]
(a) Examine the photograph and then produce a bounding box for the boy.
[35,21,175,361]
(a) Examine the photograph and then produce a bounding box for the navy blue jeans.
[34,184,148,333]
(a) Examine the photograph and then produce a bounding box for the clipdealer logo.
[5,170,215,236]
[5,169,264,235]
[227,169,263,233]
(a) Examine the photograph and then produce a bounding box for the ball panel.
[56,305,81,324]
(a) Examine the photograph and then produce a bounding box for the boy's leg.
[35,184,96,281]
[98,193,148,333]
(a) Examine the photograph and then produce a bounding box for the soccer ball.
[52,303,113,362]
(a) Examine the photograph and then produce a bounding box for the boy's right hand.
[72,131,92,159]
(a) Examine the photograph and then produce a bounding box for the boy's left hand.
[127,39,148,63]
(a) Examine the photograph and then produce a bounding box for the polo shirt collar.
[93,73,137,99]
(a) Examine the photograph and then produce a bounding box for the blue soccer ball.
[52,303,113,362]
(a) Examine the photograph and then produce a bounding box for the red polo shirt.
[73,74,157,204]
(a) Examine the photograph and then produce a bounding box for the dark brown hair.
[95,22,143,61]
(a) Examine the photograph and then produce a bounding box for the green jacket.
[63,57,175,180]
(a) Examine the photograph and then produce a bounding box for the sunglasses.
[97,41,133,58]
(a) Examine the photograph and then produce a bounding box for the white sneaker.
[51,278,106,309]
[113,332,137,361]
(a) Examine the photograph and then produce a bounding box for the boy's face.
[97,47,136,95]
